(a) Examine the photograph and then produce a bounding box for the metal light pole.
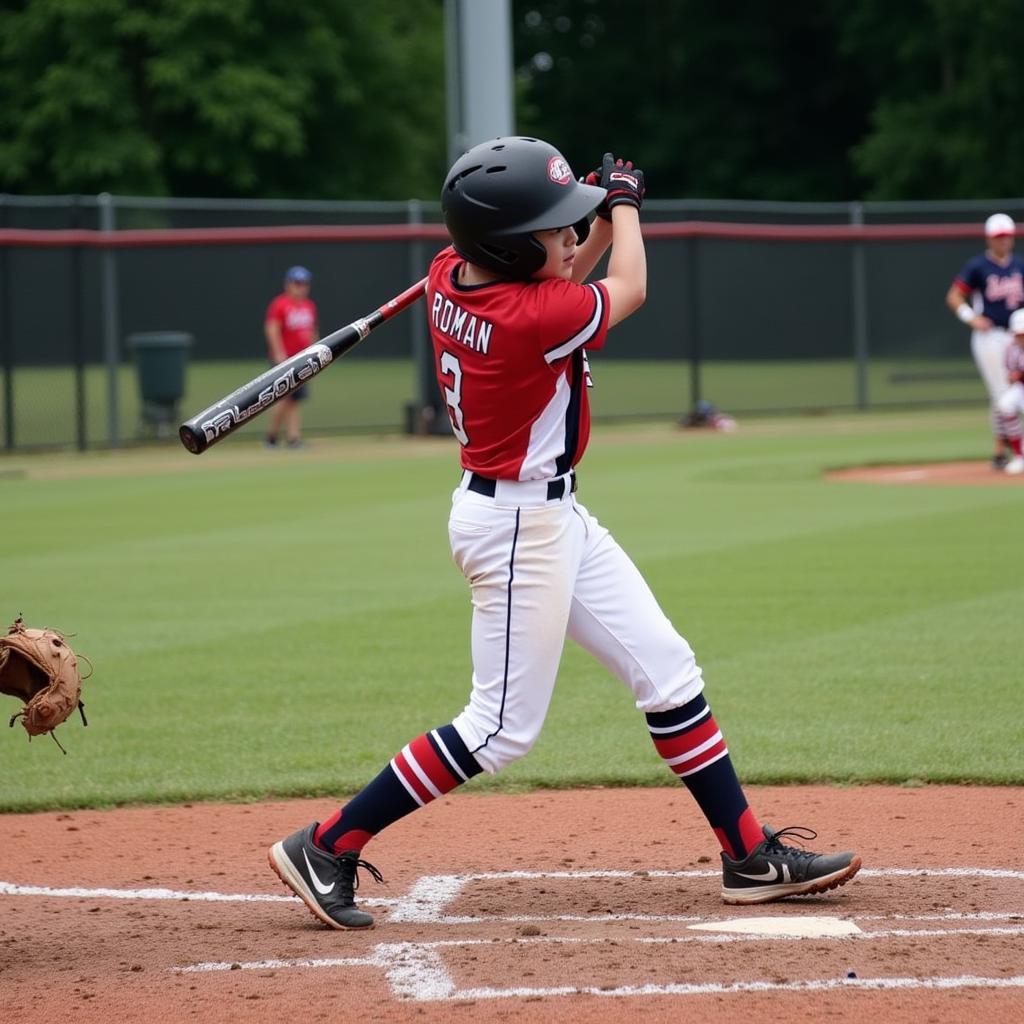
[444,0,515,164]
[410,0,515,434]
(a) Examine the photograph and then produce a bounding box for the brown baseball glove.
[0,617,90,752]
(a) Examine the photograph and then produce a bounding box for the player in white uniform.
[995,307,1024,473]
[946,213,1024,470]
[268,139,861,929]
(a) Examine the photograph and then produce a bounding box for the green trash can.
[127,332,193,437]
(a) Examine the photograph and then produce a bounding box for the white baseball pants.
[997,380,1024,416]
[971,328,1015,432]
[447,471,705,774]
[972,327,1010,399]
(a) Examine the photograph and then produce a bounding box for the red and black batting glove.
[598,152,645,214]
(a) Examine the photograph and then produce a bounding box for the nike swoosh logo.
[303,849,335,895]
[735,863,791,883]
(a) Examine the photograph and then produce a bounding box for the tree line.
[2,0,1022,202]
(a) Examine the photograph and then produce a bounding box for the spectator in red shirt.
[264,265,318,449]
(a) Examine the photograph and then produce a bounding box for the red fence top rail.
[0,223,451,248]
[640,221,988,241]
[0,221,993,248]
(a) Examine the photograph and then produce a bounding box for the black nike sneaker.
[720,825,861,904]
[269,823,383,929]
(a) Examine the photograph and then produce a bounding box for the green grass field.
[1,406,1021,812]
[2,356,987,449]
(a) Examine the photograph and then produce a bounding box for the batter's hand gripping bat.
[178,277,428,455]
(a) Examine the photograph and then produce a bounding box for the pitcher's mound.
[828,461,1024,485]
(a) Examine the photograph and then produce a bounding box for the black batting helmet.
[441,137,605,279]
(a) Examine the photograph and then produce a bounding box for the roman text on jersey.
[431,293,493,354]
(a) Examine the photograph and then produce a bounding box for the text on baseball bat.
[198,344,334,441]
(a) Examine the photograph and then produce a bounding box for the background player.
[269,138,861,929]
[945,213,1024,470]
[995,307,1024,474]
[264,265,318,449]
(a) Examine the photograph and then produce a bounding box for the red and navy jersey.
[265,294,318,357]
[953,253,1024,328]
[427,246,609,480]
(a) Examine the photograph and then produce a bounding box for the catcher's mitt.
[0,617,90,753]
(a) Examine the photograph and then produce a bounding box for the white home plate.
[688,916,862,938]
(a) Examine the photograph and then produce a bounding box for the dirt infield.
[827,460,1024,485]
[1,785,1021,1023]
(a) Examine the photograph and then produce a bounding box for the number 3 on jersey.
[440,351,470,444]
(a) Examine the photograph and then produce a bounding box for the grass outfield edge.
[3,775,1023,816]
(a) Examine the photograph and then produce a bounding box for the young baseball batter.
[269,138,861,929]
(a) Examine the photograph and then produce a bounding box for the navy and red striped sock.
[314,723,483,854]
[646,694,764,860]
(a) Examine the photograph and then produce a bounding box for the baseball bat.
[178,277,428,454]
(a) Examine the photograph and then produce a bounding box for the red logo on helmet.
[547,156,572,185]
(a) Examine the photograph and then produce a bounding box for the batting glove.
[598,153,645,214]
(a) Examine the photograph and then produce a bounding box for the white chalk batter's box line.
[173,932,1024,1003]
[3,867,1023,1003]
[173,939,1024,1003]
[174,868,1024,1003]
[375,867,1024,924]
[2,866,1023,924]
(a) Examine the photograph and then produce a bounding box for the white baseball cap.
[1010,308,1024,334]
[985,213,1016,237]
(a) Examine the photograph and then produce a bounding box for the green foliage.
[514,1,872,201]
[4,0,1024,201]
[0,408,1021,811]
[5,357,986,450]
[843,0,1024,198]
[515,0,1024,201]
[0,0,446,198]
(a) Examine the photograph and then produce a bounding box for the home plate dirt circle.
[1,785,1022,1023]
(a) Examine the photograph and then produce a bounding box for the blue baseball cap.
[285,265,312,283]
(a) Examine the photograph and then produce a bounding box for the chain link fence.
[3,193,1018,451]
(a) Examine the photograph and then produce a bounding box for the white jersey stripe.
[519,373,572,480]
[543,284,605,364]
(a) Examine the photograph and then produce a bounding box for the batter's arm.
[572,217,612,284]
[600,205,647,327]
